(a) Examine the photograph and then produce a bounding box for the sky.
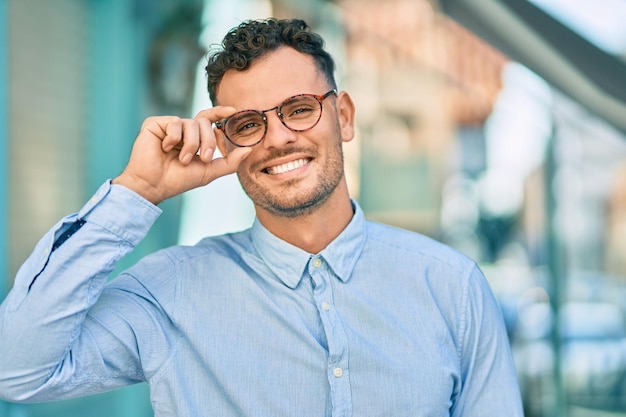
[529,0,626,55]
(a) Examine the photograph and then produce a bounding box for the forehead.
[215,47,328,109]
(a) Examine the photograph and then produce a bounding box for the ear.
[336,91,356,143]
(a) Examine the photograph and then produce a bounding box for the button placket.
[308,256,352,416]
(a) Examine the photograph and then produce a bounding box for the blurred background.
[1,0,626,416]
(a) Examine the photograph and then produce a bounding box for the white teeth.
[267,158,308,175]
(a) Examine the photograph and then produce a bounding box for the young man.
[0,18,523,416]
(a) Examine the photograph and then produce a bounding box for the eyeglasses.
[215,89,337,147]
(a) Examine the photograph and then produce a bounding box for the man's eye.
[285,105,315,119]
[228,114,263,136]
[293,107,313,115]
[236,121,260,132]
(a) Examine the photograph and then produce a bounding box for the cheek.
[237,160,251,178]
[236,153,258,181]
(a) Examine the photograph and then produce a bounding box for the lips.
[264,158,311,175]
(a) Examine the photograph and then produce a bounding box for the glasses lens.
[280,96,322,131]
[225,111,265,146]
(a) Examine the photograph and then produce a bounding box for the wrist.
[112,174,164,206]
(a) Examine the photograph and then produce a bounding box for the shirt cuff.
[78,180,162,246]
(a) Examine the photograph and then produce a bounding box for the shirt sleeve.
[451,264,524,416]
[0,180,163,402]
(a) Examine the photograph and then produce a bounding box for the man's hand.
[113,107,251,205]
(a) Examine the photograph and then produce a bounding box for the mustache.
[250,146,318,171]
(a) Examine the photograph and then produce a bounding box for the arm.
[0,182,161,401]
[0,108,251,402]
[451,265,524,416]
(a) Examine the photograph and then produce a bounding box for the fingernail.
[203,147,214,160]
[182,153,193,164]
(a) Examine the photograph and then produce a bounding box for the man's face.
[215,47,355,218]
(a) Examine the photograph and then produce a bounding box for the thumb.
[209,146,253,178]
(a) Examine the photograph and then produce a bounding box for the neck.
[255,182,354,254]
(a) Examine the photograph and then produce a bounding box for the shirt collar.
[250,199,367,289]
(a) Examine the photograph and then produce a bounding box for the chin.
[262,195,329,218]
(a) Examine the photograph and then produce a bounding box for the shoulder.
[364,220,477,275]
[140,229,251,267]
[109,229,253,304]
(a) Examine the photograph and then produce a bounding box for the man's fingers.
[197,117,216,162]
[139,112,246,174]
[141,116,180,147]
[150,108,238,163]
[178,120,200,164]
[195,106,237,123]
[162,118,183,151]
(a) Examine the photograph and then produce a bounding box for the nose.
[261,109,298,149]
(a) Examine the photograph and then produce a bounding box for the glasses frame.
[215,89,338,148]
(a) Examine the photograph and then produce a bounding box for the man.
[0,18,523,416]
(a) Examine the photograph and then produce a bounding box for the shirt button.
[312,258,323,268]
[333,367,343,378]
[321,302,331,311]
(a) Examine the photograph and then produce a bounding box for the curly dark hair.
[205,18,337,105]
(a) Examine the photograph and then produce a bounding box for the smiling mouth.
[263,158,311,175]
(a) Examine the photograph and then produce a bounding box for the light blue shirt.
[0,181,523,416]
